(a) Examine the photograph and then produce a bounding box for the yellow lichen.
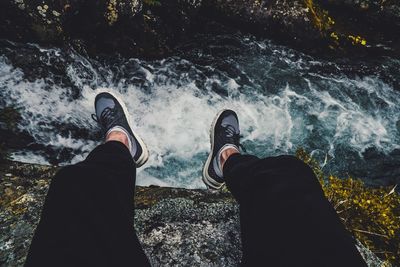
[304,0,335,32]
[348,35,367,46]
[304,0,370,48]
[105,0,118,26]
[52,10,61,17]
[56,25,63,34]
[14,0,25,10]
[296,148,400,264]
[330,32,339,41]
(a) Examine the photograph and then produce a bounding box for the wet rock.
[318,0,400,26]
[0,107,34,161]
[0,0,145,56]
[0,0,399,58]
[316,0,400,56]
[199,0,400,57]
[200,0,324,53]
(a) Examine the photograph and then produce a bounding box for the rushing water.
[1,34,399,188]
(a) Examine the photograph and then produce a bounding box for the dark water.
[1,34,400,188]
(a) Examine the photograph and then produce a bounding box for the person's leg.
[25,141,150,267]
[203,109,366,266]
[25,91,151,266]
[224,154,367,267]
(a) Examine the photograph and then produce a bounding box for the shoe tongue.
[221,114,238,132]
[96,98,115,115]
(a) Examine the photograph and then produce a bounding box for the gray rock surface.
[136,198,241,266]
[0,161,242,266]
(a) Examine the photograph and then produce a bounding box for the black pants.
[25,142,366,266]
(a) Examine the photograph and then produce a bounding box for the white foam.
[1,44,400,188]
[10,151,49,165]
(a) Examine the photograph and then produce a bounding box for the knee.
[51,165,84,188]
[277,155,308,168]
[274,155,317,182]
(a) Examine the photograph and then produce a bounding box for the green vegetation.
[296,148,400,265]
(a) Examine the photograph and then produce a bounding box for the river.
[1,33,399,188]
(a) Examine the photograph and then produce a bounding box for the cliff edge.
[0,161,390,266]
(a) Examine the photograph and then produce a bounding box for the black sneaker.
[91,91,149,167]
[203,109,242,189]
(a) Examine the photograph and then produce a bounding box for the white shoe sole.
[202,109,229,190]
[95,89,149,167]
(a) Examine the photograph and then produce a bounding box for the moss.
[296,148,400,264]
[0,163,54,218]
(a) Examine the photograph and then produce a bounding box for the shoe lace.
[91,107,122,131]
[222,125,247,153]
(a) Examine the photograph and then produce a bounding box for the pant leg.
[25,141,150,267]
[224,154,367,267]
